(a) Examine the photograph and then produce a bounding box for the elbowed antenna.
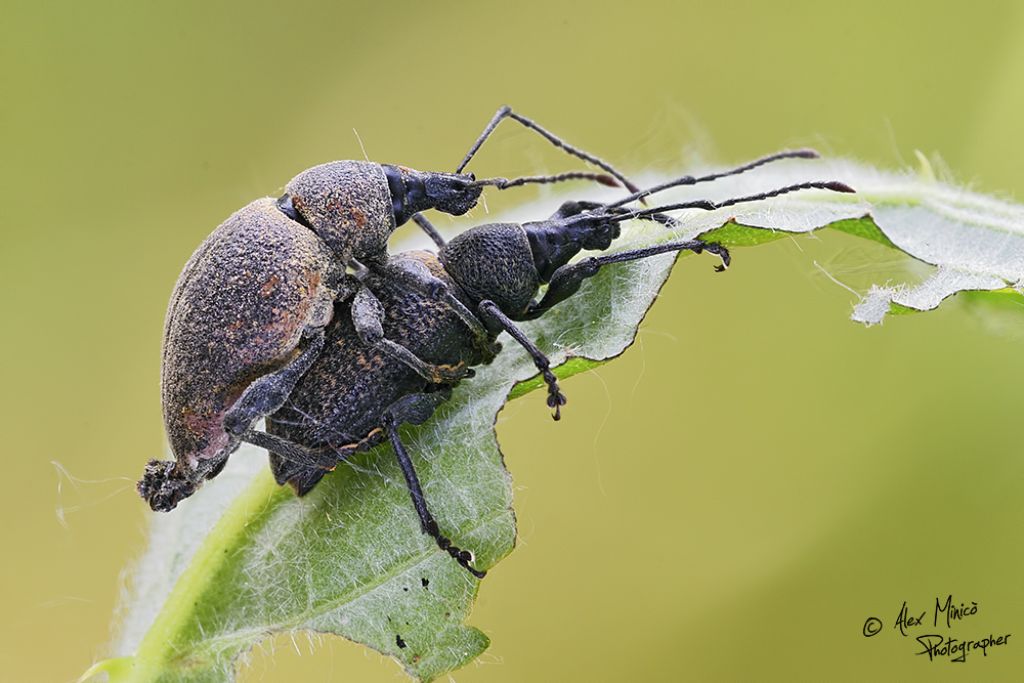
[605,149,822,209]
[455,105,642,194]
[469,171,620,190]
[606,180,856,223]
[522,178,855,286]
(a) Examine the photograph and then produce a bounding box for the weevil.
[222,155,854,577]
[139,107,640,511]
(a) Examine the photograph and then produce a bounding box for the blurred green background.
[4,1,1024,681]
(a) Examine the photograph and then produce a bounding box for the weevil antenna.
[455,105,641,193]
[605,149,821,208]
[469,171,620,190]
[606,180,856,223]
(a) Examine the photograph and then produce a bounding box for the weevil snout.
[524,213,623,283]
[579,217,620,251]
[424,172,483,216]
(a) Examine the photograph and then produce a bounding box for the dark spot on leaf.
[421,577,429,589]
[396,634,407,649]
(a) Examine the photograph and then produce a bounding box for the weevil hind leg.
[268,451,329,495]
[248,425,388,495]
[382,391,485,579]
[222,329,327,437]
[241,429,340,469]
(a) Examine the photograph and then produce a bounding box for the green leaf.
[93,158,1024,682]
[693,158,1024,323]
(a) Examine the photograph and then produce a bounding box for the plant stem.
[115,472,284,682]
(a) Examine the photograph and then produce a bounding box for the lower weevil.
[229,154,854,577]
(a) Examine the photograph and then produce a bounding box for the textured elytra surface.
[109,158,1024,683]
[266,251,492,492]
[161,198,337,467]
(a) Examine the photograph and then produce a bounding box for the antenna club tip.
[794,148,821,159]
[596,174,620,188]
[826,181,856,193]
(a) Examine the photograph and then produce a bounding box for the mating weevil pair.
[138,106,854,578]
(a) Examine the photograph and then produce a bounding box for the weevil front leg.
[524,240,731,320]
[240,429,341,471]
[222,328,326,437]
[477,300,567,420]
[351,286,474,383]
[410,213,447,248]
[381,390,486,579]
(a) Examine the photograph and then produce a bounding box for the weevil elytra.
[232,157,854,577]
[138,107,643,512]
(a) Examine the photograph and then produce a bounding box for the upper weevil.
[147,146,854,577]
[139,107,641,511]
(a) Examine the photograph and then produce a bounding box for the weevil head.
[439,222,539,316]
[523,213,621,283]
[384,166,482,224]
[423,171,482,216]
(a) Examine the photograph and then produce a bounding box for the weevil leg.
[524,240,732,320]
[348,258,371,280]
[382,391,485,579]
[222,329,326,437]
[410,213,447,248]
[455,105,640,193]
[355,257,497,361]
[477,300,567,420]
[240,429,341,471]
[253,426,388,495]
[351,286,475,383]
[384,257,500,360]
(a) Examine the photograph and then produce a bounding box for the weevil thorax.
[524,214,621,282]
[284,160,395,261]
[382,165,482,224]
[439,222,539,316]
